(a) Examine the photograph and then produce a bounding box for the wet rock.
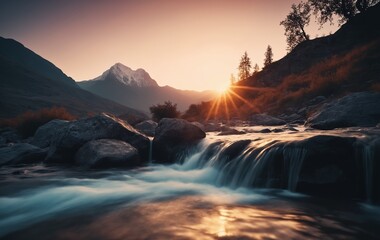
[0,128,22,144]
[307,92,380,129]
[204,122,221,132]
[250,114,286,126]
[134,120,158,137]
[45,114,149,163]
[271,128,284,133]
[75,139,140,168]
[259,128,272,133]
[218,126,245,136]
[219,140,251,164]
[153,118,206,163]
[31,119,70,148]
[0,143,47,166]
[285,135,357,197]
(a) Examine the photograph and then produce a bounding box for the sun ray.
[222,93,230,122]
[226,91,239,113]
[228,89,255,108]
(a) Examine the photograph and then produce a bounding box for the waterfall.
[180,139,287,189]
[284,148,307,192]
[148,137,153,163]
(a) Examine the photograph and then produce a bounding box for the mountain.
[228,3,380,118]
[78,63,216,112]
[93,63,159,88]
[0,37,77,87]
[0,37,147,121]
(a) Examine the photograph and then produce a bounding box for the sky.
[0,0,337,91]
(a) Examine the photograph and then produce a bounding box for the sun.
[215,82,231,95]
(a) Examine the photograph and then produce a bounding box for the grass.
[0,107,75,137]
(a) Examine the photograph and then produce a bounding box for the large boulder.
[0,143,47,166]
[307,92,380,129]
[281,135,358,197]
[74,139,140,168]
[45,114,149,163]
[134,120,158,137]
[31,119,70,148]
[153,118,206,163]
[250,114,286,126]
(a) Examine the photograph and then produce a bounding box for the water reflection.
[3,195,372,240]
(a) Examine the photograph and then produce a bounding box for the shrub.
[149,101,180,122]
[0,107,75,137]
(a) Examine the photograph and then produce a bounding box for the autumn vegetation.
[0,107,75,137]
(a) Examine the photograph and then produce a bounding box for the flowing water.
[1,126,380,239]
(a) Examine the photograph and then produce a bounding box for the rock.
[153,118,206,163]
[45,114,149,163]
[250,114,286,126]
[285,135,357,197]
[259,128,272,133]
[307,96,326,105]
[280,113,303,123]
[191,122,205,131]
[204,122,222,132]
[0,128,22,144]
[271,128,284,133]
[218,140,251,164]
[218,126,245,136]
[31,119,70,148]
[307,92,380,129]
[134,120,158,137]
[0,143,47,166]
[74,139,140,168]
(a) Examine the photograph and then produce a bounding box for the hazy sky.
[0,0,337,91]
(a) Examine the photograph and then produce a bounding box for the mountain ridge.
[0,37,147,122]
[78,63,217,112]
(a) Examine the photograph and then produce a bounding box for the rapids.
[1,126,380,239]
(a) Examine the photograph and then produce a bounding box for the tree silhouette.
[149,101,180,122]
[280,2,311,51]
[263,45,273,67]
[238,51,252,81]
[230,73,236,85]
[253,63,260,74]
[308,0,379,26]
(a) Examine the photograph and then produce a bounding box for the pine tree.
[238,51,252,81]
[263,45,273,68]
[253,63,260,74]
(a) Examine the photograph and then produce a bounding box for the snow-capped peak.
[94,63,158,87]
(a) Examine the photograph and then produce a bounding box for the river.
[1,126,380,239]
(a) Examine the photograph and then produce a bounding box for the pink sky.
[0,0,337,91]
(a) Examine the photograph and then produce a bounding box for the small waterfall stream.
[148,137,153,163]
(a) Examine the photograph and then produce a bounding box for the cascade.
[284,147,307,192]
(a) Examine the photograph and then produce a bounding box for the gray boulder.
[31,119,69,148]
[250,114,286,126]
[307,92,380,129]
[0,143,47,166]
[45,114,149,163]
[134,120,158,137]
[75,139,140,168]
[191,122,205,131]
[153,118,206,163]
